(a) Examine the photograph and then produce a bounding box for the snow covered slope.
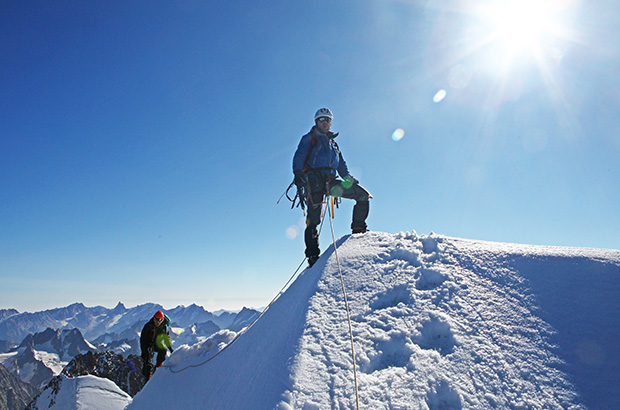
[126,231,620,410]
[26,374,131,410]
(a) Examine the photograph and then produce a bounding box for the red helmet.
[154,310,164,320]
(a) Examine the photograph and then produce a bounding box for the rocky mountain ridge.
[0,303,256,345]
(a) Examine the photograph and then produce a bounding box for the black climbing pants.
[141,346,167,379]
[303,172,370,259]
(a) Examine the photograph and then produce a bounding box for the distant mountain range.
[0,302,258,345]
[0,303,259,393]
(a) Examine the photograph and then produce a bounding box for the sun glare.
[458,0,578,94]
[425,0,581,139]
[481,0,554,53]
[466,0,577,68]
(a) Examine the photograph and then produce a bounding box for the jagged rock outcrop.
[0,363,40,410]
[61,350,145,397]
[15,347,54,389]
[19,328,95,361]
[1,327,96,389]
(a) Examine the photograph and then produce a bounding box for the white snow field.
[29,374,131,410]
[126,231,620,410]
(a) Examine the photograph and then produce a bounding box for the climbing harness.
[280,126,340,211]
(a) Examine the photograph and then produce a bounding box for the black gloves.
[293,171,307,209]
[294,170,306,190]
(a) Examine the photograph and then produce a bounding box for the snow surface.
[31,374,131,410]
[33,349,66,374]
[125,231,620,410]
[0,350,19,367]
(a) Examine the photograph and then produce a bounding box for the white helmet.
[314,108,333,121]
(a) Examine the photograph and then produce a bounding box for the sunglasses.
[154,318,163,325]
[317,117,332,122]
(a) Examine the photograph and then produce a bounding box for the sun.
[470,0,575,68]
[427,0,581,132]
[482,1,550,50]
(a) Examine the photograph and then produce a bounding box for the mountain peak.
[18,327,94,361]
[65,302,86,311]
[0,308,19,321]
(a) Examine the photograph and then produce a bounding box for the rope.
[164,194,366,408]
[165,200,331,374]
[166,257,307,373]
[162,192,362,406]
[327,201,361,410]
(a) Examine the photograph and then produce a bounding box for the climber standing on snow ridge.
[293,108,372,267]
[140,310,174,381]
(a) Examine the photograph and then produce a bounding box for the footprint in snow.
[362,332,413,373]
[426,380,463,410]
[415,314,457,355]
[369,284,414,310]
[415,267,448,290]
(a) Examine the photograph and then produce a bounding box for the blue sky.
[2,0,619,312]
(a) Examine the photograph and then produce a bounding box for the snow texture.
[28,374,131,410]
[126,231,620,410]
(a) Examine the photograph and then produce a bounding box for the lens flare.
[330,185,344,197]
[285,225,299,240]
[392,128,405,141]
[341,176,354,189]
[433,89,447,103]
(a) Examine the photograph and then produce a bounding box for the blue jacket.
[292,126,350,178]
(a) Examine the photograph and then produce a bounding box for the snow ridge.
[127,231,620,410]
[26,375,131,410]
